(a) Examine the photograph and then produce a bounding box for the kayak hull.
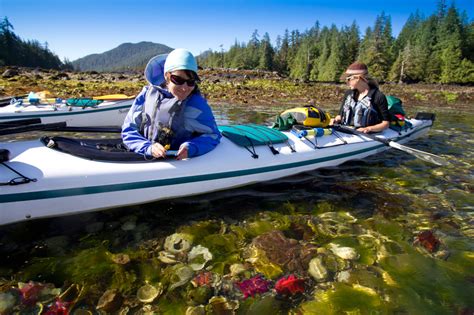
[0,99,133,127]
[0,118,433,226]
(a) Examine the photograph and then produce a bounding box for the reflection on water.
[0,104,473,314]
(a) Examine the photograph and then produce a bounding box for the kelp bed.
[0,101,473,314]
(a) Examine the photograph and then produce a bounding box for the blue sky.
[1,0,473,62]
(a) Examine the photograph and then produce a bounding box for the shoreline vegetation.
[1,66,473,114]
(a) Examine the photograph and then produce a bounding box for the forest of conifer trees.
[1,1,473,84]
[199,1,474,84]
[0,17,72,70]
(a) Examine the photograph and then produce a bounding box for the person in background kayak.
[331,62,390,133]
[122,49,221,160]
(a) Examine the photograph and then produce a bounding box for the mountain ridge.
[71,41,173,72]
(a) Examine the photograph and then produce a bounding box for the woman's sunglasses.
[170,74,196,87]
[345,75,359,82]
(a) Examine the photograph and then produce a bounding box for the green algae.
[299,282,387,314]
[380,251,474,313]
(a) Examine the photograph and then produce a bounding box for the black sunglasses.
[170,74,196,87]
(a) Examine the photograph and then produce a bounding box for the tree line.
[0,17,73,70]
[198,1,474,84]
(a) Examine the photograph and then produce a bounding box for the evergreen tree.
[274,29,290,74]
[317,26,342,81]
[358,12,393,81]
[246,29,261,69]
[258,32,274,70]
[438,5,463,83]
[340,21,360,75]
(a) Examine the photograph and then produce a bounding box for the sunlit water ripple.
[0,103,472,314]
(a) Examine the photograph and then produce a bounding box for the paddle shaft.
[54,126,121,133]
[0,118,42,129]
[0,122,67,135]
[333,125,447,166]
[0,121,122,135]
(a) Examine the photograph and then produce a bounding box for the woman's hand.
[176,144,188,160]
[357,121,389,133]
[357,126,373,133]
[151,142,167,158]
[330,115,341,126]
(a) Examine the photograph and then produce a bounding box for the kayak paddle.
[333,125,448,166]
[0,122,67,136]
[0,123,122,135]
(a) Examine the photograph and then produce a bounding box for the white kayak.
[0,98,133,127]
[0,114,436,226]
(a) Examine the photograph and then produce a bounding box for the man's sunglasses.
[170,74,196,87]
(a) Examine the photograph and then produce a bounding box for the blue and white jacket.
[122,85,221,158]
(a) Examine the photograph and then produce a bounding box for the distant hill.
[71,41,173,72]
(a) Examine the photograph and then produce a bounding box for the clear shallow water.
[0,104,472,314]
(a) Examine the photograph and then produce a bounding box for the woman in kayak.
[331,62,390,134]
[122,49,221,160]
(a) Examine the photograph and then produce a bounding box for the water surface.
[0,103,472,314]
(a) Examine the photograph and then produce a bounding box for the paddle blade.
[389,141,448,166]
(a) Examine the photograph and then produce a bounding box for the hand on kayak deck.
[176,144,188,160]
[151,142,167,158]
[357,126,373,133]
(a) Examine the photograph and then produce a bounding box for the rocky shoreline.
[1,66,473,112]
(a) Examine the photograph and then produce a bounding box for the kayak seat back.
[218,124,295,158]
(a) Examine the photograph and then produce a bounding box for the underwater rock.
[245,245,283,279]
[188,245,213,271]
[158,250,178,264]
[207,296,239,314]
[96,289,123,313]
[186,286,213,306]
[426,186,442,194]
[328,243,360,260]
[186,305,206,315]
[0,292,17,314]
[229,263,247,277]
[121,220,136,231]
[111,253,131,265]
[312,212,358,238]
[434,249,451,260]
[69,301,98,314]
[308,257,329,282]
[250,230,317,273]
[274,274,306,296]
[85,221,104,234]
[164,233,193,254]
[169,265,194,291]
[141,304,160,314]
[44,235,70,255]
[136,283,163,303]
[336,270,351,283]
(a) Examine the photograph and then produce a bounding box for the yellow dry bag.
[279,106,331,128]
